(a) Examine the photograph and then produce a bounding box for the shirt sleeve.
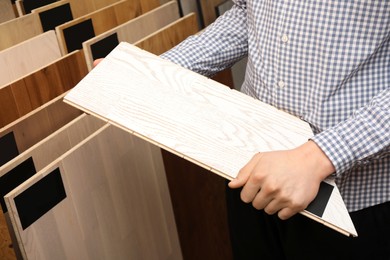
[160,0,248,77]
[311,87,390,175]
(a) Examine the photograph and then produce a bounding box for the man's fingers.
[228,153,262,189]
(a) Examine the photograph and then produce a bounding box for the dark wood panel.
[0,50,87,128]
[162,150,233,260]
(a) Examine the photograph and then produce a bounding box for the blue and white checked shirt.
[161,0,390,212]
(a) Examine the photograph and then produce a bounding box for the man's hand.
[228,140,335,220]
[93,58,104,68]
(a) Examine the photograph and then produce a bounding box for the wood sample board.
[0,50,87,128]
[0,113,105,258]
[0,13,42,51]
[0,30,61,88]
[133,13,197,55]
[55,0,160,54]
[0,92,82,167]
[82,0,181,70]
[5,124,182,260]
[64,42,358,237]
[0,0,16,23]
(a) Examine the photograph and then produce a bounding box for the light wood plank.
[65,0,119,18]
[0,0,16,23]
[16,0,58,15]
[5,125,182,260]
[0,50,87,128]
[0,92,83,166]
[55,0,160,54]
[0,13,41,51]
[64,42,358,237]
[134,13,197,55]
[0,113,105,258]
[0,30,61,88]
[30,0,73,32]
[83,0,180,70]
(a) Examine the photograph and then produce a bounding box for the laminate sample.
[0,50,87,128]
[0,30,61,88]
[83,0,180,70]
[5,125,182,260]
[20,0,58,14]
[0,114,105,258]
[32,1,73,32]
[0,0,15,23]
[55,0,160,54]
[134,13,197,55]
[0,13,42,51]
[0,92,83,166]
[64,42,358,237]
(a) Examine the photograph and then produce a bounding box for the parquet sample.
[65,42,358,237]
[5,125,182,260]
[0,114,105,258]
[0,0,15,23]
[83,0,180,70]
[134,13,197,55]
[0,13,42,51]
[0,92,83,167]
[17,0,58,14]
[55,0,160,54]
[0,30,61,88]
[31,0,73,32]
[0,50,87,128]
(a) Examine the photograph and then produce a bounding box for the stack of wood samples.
[55,0,160,54]
[0,113,105,258]
[4,124,182,259]
[0,50,87,128]
[1,1,239,259]
[0,30,61,88]
[82,1,181,71]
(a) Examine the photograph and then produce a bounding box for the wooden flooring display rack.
[0,1,243,259]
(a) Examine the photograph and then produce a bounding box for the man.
[160,1,389,259]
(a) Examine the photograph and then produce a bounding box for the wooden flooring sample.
[0,30,61,88]
[0,92,83,167]
[83,0,180,70]
[134,13,198,55]
[0,113,105,258]
[0,50,87,128]
[55,0,160,54]
[5,124,182,260]
[65,42,357,237]
[0,13,42,51]
[0,0,15,24]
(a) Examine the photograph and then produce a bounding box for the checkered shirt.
[161,0,390,212]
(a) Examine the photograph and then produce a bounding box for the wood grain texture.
[14,0,24,16]
[0,50,87,128]
[134,13,198,55]
[83,0,180,71]
[64,0,119,18]
[0,30,61,88]
[0,92,83,165]
[5,125,182,260]
[64,42,357,237]
[55,0,160,54]
[0,13,42,51]
[199,0,225,26]
[0,0,16,23]
[0,114,105,258]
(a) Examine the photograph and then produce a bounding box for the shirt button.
[281,34,289,43]
[278,80,286,88]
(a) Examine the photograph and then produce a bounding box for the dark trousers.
[226,185,390,260]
